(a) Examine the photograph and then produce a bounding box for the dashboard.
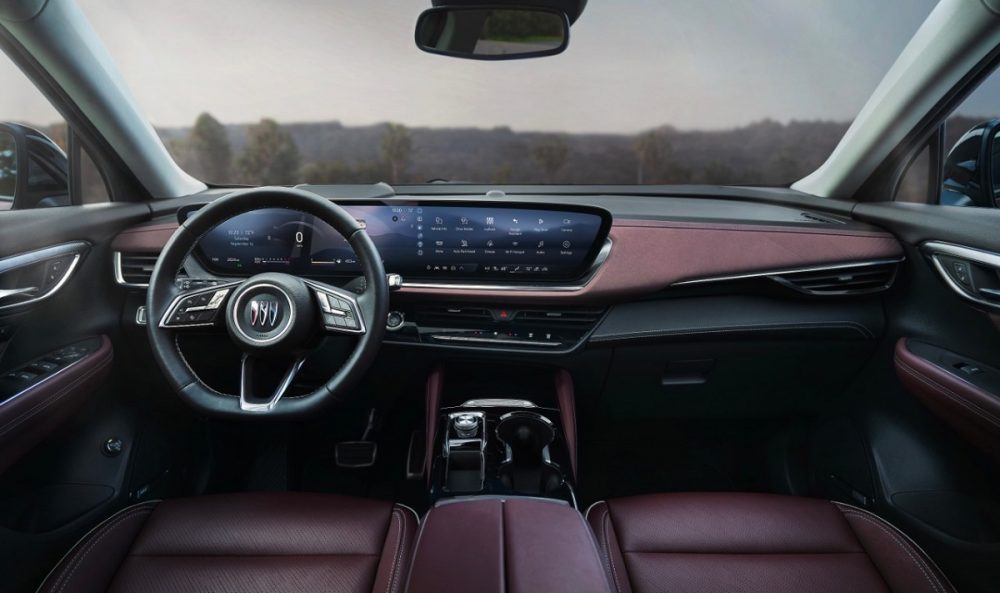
[183,203,611,282]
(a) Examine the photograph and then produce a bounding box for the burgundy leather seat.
[586,492,954,593]
[36,492,417,593]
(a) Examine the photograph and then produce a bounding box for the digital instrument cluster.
[189,203,610,281]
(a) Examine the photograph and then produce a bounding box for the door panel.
[0,202,148,593]
[836,201,1000,593]
[894,338,1000,460]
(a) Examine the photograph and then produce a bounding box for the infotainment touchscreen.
[189,203,609,281]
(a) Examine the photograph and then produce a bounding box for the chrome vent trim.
[770,260,900,295]
[114,251,159,288]
[674,258,904,293]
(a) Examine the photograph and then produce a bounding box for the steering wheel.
[146,187,389,418]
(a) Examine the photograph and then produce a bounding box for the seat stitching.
[385,508,405,593]
[48,506,154,593]
[601,506,626,593]
[897,359,1000,429]
[839,509,946,593]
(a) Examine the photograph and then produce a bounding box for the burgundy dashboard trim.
[111,221,178,253]
[424,365,444,485]
[555,368,578,479]
[111,216,902,303]
[396,220,901,302]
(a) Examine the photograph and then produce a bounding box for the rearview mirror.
[415,6,570,60]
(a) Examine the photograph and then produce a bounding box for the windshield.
[26,0,940,186]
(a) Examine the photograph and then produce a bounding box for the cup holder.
[496,412,563,495]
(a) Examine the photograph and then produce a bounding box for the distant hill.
[157,115,1000,186]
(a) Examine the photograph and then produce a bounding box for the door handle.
[922,241,1000,310]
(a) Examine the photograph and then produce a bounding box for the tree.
[381,123,412,184]
[189,112,231,181]
[530,135,569,182]
[236,118,301,185]
[634,130,668,184]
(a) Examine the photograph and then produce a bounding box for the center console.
[430,400,576,506]
[402,365,611,592]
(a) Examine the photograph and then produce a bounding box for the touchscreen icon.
[435,216,444,225]
[486,216,495,226]
[537,240,545,248]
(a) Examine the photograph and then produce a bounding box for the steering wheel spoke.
[159,280,242,330]
[239,353,306,413]
[305,279,367,335]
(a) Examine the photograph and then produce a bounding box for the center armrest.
[406,497,612,593]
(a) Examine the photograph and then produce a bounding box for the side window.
[0,54,110,210]
[936,69,1000,207]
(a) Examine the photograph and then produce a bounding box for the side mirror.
[0,130,17,210]
[991,127,1000,207]
[415,6,570,60]
[0,122,69,210]
[945,160,977,187]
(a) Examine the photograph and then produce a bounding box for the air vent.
[515,308,605,326]
[799,211,847,225]
[115,252,159,286]
[772,261,899,295]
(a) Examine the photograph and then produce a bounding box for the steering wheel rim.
[146,186,389,418]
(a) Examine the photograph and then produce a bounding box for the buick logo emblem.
[248,299,280,329]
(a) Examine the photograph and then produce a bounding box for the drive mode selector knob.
[386,311,404,331]
[453,413,480,438]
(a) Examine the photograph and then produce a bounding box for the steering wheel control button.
[308,284,365,335]
[162,286,234,327]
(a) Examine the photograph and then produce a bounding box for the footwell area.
[199,398,429,513]
[577,418,802,505]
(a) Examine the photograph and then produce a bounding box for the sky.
[0,0,977,134]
